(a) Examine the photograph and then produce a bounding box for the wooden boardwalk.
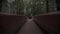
[17,19,43,34]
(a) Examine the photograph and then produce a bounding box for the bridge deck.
[17,19,43,34]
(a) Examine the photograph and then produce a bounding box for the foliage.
[2,0,57,16]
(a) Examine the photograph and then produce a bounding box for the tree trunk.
[56,0,60,11]
[0,0,2,12]
[46,0,49,13]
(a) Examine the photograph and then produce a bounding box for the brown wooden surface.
[0,13,27,34]
[33,12,60,34]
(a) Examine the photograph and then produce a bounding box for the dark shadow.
[34,21,49,34]
[28,16,32,19]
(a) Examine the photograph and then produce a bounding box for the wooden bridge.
[0,12,60,34]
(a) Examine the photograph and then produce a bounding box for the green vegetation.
[1,0,57,16]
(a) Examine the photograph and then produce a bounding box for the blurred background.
[0,0,60,16]
[0,0,60,34]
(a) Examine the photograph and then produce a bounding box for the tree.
[56,0,60,11]
[0,0,2,12]
[48,0,57,12]
[46,0,49,13]
[2,0,9,13]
